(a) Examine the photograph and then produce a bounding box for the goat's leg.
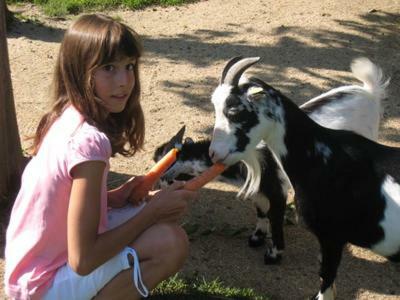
[264,190,286,264]
[249,193,270,247]
[257,152,288,264]
[311,239,344,300]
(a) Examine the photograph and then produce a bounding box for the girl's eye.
[103,65,115,72]
[126,63,135,71]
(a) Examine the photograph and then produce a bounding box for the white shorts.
[43,203,148,300]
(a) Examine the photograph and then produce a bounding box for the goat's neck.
[263,97,326,184]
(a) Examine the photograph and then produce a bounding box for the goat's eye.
[226,107,243,121]
[228,107,239,115]
[226,95,241,108]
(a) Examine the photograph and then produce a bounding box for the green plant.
[6,0,196,17]
[151,275,269,300]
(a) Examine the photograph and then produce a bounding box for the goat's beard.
[238,147,264,199]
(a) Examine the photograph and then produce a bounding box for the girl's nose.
[116,69,129,86]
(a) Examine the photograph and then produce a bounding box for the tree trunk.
[5,3,14,30]
[0,0,23,205]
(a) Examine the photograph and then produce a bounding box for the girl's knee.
[158,223,189,259]
[146,223,189,273]
[133,223,189,263]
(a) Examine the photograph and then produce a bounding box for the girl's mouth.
[112,94,127,101]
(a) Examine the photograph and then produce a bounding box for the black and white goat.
[208,57,398,299]
[154,57,386,266]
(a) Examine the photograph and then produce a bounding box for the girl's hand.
[126,176,149,206]
[108,176,146,208]
[145,181,198,224]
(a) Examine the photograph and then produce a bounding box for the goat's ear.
[184,137,194,145]
[173,126,186,145]
[247,86,266,102]
[153,143,167,162]
[160,126,186,156]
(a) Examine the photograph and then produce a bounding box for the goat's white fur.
[301,58,388,141]
[373,175,400,256]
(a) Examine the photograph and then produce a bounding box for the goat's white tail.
[351,57,389,101]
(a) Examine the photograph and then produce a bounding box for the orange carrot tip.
[130,148,179,201]
[146,148,179,179]
[183,162,226,191]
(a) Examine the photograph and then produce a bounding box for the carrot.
[183,162,226,191]
[130,148,179,201]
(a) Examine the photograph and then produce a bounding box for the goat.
[154,57,386,266]
[208,57,398,300]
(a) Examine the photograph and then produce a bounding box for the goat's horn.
[223,57,261,86]
[220,56,243,84]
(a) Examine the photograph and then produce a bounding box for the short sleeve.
[66,126,112,177]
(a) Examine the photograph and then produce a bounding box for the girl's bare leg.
[94,223,189,300]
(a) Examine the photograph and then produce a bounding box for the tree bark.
[0,0,23,205]
[5,3,14,30]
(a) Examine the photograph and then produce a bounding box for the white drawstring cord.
[126,248,149,298]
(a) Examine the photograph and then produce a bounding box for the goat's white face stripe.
[210,84,239,159]
[211,84,232,131]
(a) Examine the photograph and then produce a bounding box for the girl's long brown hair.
[31,14,145,156]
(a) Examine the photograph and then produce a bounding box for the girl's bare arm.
[68,160,196,275]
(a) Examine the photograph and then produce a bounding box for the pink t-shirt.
[5,106,112,300]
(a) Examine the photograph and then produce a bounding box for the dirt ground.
[2,0,400,299]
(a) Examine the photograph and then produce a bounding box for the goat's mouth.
[218,151,242,166]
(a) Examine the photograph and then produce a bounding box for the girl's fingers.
[128,175,146,188]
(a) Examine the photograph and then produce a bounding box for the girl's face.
[93,56,136,114]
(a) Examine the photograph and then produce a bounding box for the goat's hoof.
[248,234,266,248]
[264,252,282,265]
[310,293,319,300]
[310,286,336,300]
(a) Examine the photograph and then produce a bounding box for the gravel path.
[2,1,400,299]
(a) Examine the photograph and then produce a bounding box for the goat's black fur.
[209,57,397,299]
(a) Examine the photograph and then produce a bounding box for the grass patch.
[6,0,196,17]
[150,275,269,300]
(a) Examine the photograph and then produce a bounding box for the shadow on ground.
[7,9,399,119]
[143,10,399,113]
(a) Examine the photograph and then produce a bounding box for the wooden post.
[0,0,23,205]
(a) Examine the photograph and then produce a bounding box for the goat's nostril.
[209,150,215,160]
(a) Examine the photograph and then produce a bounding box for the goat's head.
[209,56,286,167]
[153,126,213,187]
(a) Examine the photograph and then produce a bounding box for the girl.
[5,14,197,300]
